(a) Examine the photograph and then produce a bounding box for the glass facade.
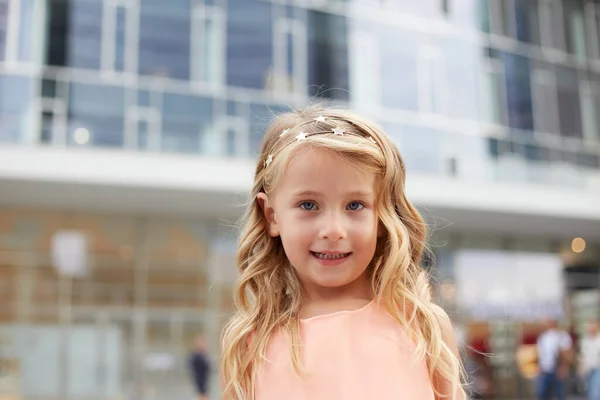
[0,208,236,399]
[0,0,598,182]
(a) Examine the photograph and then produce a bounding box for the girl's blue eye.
[299,201,317,211]
[347,201,364,211]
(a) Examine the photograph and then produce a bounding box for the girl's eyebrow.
[291,190,374,197]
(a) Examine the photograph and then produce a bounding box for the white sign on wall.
[454,250,564,320]
[51,230,88,277]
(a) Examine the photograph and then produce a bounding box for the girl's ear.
[256,193,280,237]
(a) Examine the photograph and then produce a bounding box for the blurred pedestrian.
[581,320,600,400]
[189,335,211,400]
[536,319,573,400]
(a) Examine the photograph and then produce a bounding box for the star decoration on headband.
[296,132,307,141]
[332,127,345,136]
[265,154,273,167]
[315,115,327,123]
[280,128,290,137]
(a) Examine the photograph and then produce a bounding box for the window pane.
[0,75,32,143]
[436,37,479,120]
[115,6,126,72]
[555,66,583,138]
[579,82,598,143]
[501,52,534,131]
[514,0,540,45]
[383,0,437,18]
[139,0,191,80]
[450,0,480,30]
[226,0,272,89]
[68,83,125,147]
[46,0,102,69]
[531,65,559,134]
[563,0,587,60]
[399,127,441,174]
[307,10,349,101]
[161,93,213,154]
[0,0,8,60]
[478,0,491,32]
[379,25,420,111]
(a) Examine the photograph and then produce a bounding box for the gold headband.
[264,115,379,167]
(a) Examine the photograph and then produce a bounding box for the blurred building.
[0,0,599,399]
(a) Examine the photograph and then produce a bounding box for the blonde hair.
[220,105,466,399]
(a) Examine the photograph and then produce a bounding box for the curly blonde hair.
[220,106,466,399]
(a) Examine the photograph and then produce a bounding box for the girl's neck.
[299,280,373,319]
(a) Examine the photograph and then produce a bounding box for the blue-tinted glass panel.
[138,120,150,150]
[161,93,213,154]
[514,0,540,45]
[563,0,587,60]
[478,0,491,32]
[138,90,150,107]
[556,66,583,138]
[68,83,125,147]
[249,103,290,156]
[226,128,236,156]
[307,10,349,101]
[115,6,126,71]
[46,0,102,69]
[379,25,420,111]
[0,75,32,142]
[139,0,191,80]
[18,0,35,61]
[0,0,7,60]
[226,0,272,89]
[501,52,534,131]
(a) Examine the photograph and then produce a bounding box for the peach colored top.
[254,301,435,400]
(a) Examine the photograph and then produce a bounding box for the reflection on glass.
[532,67,559,134]
[139,0,191,80]
[485,68,506,125]
[17,0,35,61]
[40,111,54,144]
[399,127,441,174]
[115,5,126,71]
[379,25,420,111]
[68,83,125,147]
[383,0,437,18]
[450,0,480,29]
[563,0,587,60]
[307,10,349,100]
[161,93,213,154]
[0,0,7,60]
[556,66,582,138]
[46,0,102,69]
[501,52,534,131]
[579,82,598,143]
[514,0,540,44]
[485,0,513,37]
[227,0,272,89]
[0,75,32,143]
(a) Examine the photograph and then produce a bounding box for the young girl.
[220,106,466,399]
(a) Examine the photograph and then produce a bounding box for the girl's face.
[258,147,379,299]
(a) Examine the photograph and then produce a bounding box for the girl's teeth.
[315,253,348,260]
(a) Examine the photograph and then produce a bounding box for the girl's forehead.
[275,147,376,196]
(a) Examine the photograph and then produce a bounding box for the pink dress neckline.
[299,300,375,323]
